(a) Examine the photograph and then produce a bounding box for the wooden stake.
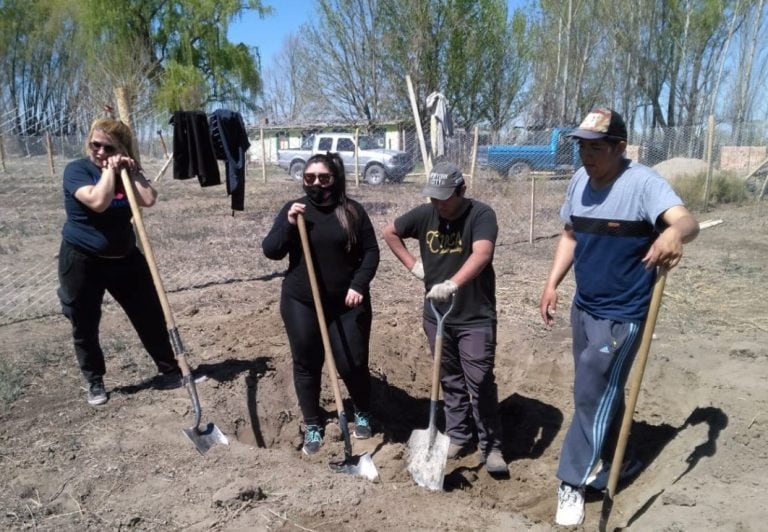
[260,127,267,183]
[406,75,431,178]
[114,86,141,166]
[529,174,536,245]
[45,131,55,178]
[0,133,8,173]
[702,114,715,211]
[469,126,479,189]
[153,154,174,183]
[354,127,360,186]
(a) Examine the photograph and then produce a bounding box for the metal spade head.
[407,427,451,491]
[182,422,229,455]
[329,452,379,482]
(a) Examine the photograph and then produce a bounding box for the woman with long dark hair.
[262,152,380,455]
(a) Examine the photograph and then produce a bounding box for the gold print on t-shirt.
[426,229,463,255]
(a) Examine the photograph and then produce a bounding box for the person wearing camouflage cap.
[540,107,700,526]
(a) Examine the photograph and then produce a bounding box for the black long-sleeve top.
[262,197,380,307]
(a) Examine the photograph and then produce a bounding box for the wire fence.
[1,104,767,326]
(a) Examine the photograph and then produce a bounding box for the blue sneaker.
[302,425,323,455]
[353,411,372,439]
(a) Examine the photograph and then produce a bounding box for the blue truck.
[479,127,581,179]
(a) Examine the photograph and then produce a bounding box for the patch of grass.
[29,344,62,366]
[0,357,26,405]
[672,171,747,209]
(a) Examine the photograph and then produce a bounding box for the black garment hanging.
[209,109,251,212]
[171,111,221,187]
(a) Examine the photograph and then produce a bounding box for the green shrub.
[671,171,747,210]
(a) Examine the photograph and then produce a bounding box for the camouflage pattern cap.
[568,107,627,141]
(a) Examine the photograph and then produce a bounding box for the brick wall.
[720,146,767,173]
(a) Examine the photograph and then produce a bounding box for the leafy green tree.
[73,0,269,112]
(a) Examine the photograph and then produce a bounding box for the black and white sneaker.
[87,379,108,406]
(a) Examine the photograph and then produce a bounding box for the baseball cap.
[422,161,465,200]
[568,107,627,141]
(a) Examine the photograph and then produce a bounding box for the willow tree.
[73,0,269,113]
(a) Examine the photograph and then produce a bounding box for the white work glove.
[426,280,458,302]
[410,260,424,280]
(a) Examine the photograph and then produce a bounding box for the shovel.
[598,267,668,531]
[297,214,378,481]
[119,169,228,454]
[407,295,455,491]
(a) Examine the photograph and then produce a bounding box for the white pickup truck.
[276,132,414,185]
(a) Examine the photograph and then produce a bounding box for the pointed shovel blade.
[183,423,229,455]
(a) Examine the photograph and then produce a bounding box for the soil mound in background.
[653,157,710,181]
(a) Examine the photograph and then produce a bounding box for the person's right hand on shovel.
[426,280,457,302]
[287,202,306,225]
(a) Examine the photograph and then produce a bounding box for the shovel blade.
[182,423,229,455]
[329,452,379,481]
[407,427,450,491]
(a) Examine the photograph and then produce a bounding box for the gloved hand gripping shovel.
[599,267,668,531]
[119,169,228,454]
[297,214,378,481]
[407,296,455,491]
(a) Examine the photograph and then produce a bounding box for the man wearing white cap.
[383,160,506,475]
[539,108,699,525]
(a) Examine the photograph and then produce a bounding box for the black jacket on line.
[171,111,221,187]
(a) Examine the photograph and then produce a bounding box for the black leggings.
[280,293,372,426]
[57,240,178,383]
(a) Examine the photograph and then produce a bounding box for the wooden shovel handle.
[599,267,668,531]
[119,168,176,329]
[297,214,346,416]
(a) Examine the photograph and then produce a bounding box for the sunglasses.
[303,172,334,186]
[89,140,117,155]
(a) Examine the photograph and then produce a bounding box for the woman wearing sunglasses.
[262,152,380,455]
[58,117,203,407]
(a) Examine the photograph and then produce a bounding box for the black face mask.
[303,185,338,206]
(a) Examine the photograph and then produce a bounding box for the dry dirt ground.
[1,159,766,531]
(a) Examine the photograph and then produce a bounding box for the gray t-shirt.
[560,159,683,321]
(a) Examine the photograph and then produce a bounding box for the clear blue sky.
[228,1,527,69]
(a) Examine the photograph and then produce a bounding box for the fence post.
[703,114,715,211]
[354,127,360,186]
[45,131,55,178]
[529,174,536,245]
[469,126,479,189]
[0,133,7,173]
[260,127,267,183]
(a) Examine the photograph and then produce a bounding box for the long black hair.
[305,152,359,251]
